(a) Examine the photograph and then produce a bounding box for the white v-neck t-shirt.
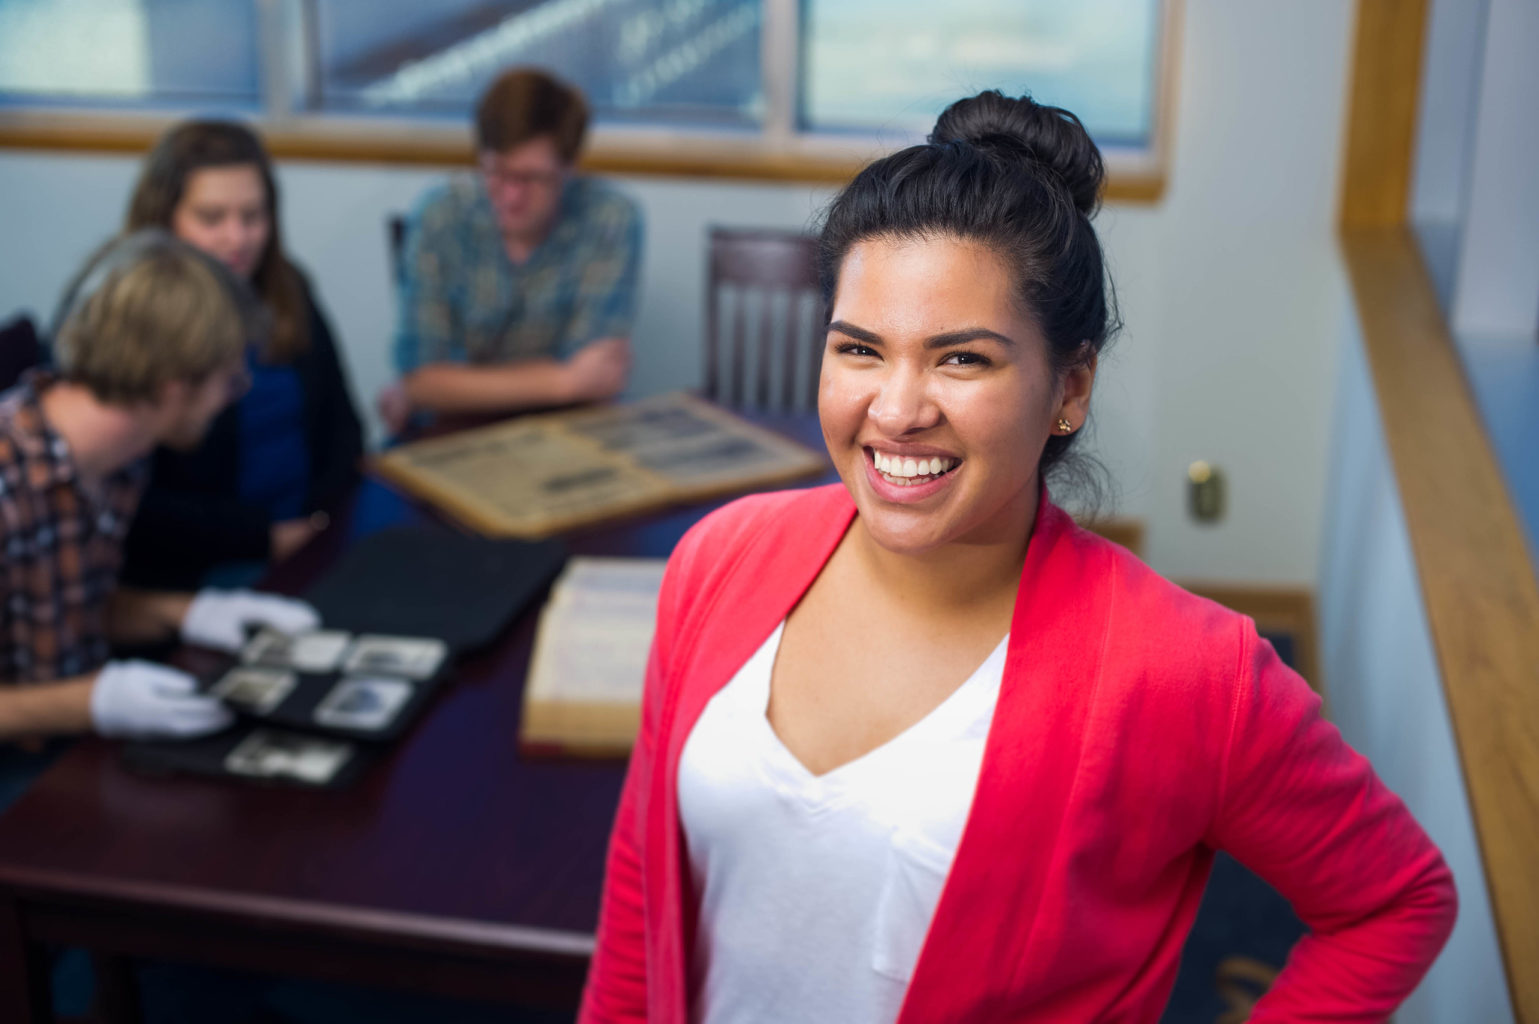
[677,621,1009,1024]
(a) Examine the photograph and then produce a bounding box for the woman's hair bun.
[929,90,1104,216]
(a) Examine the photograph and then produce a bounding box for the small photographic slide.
[224,728,352,785]
[243,628,353,674]
[314,677,414,732]
[341,636,447,681]
[211,667,297,716]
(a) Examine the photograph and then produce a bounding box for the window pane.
[0,0,259,108]
[801,0,1161,147]
[313,0,764,129]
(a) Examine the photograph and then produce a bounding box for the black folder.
[123,525,568,787]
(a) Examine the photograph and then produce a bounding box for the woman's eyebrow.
[828,321,1015,349]
[827,320,881,345]
[924,328,1017,349]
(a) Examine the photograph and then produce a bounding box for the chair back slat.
[757,291,777,409]
[0,315,42,393]
[730,284,750,407]
[388,214,409,290]
[705,227,823,413]
[803,292,823,409]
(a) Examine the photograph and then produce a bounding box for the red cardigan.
[580,485,1455,1023]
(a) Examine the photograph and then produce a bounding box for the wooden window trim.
[0,109,1167,198]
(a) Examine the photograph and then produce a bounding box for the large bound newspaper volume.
[375,392,826,539]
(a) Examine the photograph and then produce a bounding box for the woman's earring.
[1057,417,1074,434]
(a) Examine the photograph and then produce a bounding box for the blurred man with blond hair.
[0,230,318,750]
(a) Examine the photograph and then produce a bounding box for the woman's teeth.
[872,450,956,485]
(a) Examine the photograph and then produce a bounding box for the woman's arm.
[580,510,712,1023]
[579,667,657,1024]
[581,576,681,1024]
[1208,626,1456,1020]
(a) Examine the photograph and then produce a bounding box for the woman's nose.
[868,367,939,435]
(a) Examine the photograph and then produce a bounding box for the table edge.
[0,863,596,960]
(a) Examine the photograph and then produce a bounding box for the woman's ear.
[1058,346,1097,427]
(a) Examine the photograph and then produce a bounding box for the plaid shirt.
[394,175,643,374]
[0,374,146,683]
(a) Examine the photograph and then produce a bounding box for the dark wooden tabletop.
[0,409,834,996]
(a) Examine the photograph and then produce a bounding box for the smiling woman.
[580,90,1456,1024]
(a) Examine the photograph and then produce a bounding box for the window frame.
[0,0,1178,198]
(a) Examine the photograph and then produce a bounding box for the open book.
[520,557,667,756]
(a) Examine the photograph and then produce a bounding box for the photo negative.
[243,628,353,674]
[211,667,297,716]
[341,636,447,681]
[314,677,414,731]
[224,729,353,784]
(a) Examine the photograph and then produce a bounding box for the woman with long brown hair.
[120,119,363,587]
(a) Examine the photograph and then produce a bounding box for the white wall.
[1317,309,1514,1024]
[1128,0,1353,583]
[0,0,1357,585]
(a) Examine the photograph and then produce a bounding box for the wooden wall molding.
[1080,517,1146,559]
[1076,518,1322,695]
[1182,584,1319,694]
[1339,0,1430,228]
[1339,1,1537,1016]
[1341,228,1539,1021]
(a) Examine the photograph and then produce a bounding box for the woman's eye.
[835,342,877,357]
[942,350,990,367]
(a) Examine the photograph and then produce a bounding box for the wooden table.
[0,412,832,1023]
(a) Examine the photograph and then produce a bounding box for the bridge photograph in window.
[0,0,1171,190]
[801,0,1162,150]
[312,0,765,128]
[0,0,259,109]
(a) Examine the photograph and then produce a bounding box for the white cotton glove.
[91,660,233,740]
[180,588,321,654]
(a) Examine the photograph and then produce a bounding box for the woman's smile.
[863,446,962,502]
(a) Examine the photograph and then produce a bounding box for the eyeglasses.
[479,164,565,191]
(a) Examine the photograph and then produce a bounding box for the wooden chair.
[705,227,824,412]
[388,214,409,291]
[0,315,42,392]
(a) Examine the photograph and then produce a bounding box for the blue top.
[237,349,310,520]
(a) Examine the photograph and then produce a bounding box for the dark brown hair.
[476,67,589,162]
[125,120,307,362]
[819,90,1118,487]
